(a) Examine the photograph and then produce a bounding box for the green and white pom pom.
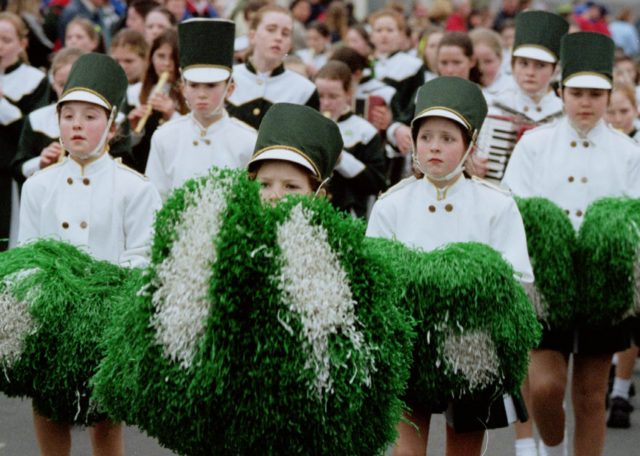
[93,168,415,456]
[515,197,578,329]
[577,197,640,325]
[366,239,542,410]
[0,240,132,424]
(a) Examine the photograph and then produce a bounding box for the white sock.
[611,377,632,400]
[515,437,538,456]
[540,440,566,456]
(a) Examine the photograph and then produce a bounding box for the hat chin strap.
[314,176,331,197]
[189,79,231,120]
[60,108,116,161]
[413,131,477,182]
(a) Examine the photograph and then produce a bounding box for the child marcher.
[502,32,640,456]
[247,102,342,201]
[18,52,161,456]
[227,5,319,129]
[314,61,387,217]
[145,18,257,200]
[367,76,533,456]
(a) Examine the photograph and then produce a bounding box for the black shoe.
[607,397,633,429]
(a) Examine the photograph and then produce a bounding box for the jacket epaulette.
[229,116,258,133]
[31,159,64,177]
[471,175,511,195]
[114,157,149,180]
[377,176,417,200]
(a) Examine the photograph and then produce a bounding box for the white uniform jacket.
[146,111,256,199]
[18,153,161,268]
[503,117,640,230]
[366,175,533,283]
[491,87,563,123]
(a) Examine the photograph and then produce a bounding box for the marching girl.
[110,29,148,103]
[128,28,188,173]
[64,17,102,53]
[367,76,533,456]
[247,102,341,202]
[227,5,319,130]
[418,25,443,83]
[18,53,161,456]
[491,11,568,135]
[143,6,176,45]
[604,82,640,429]
[314,61,387,218]
[369,8,424,177]
[502,32,640,456]
[0,12,50,251]
[11,48,135,187]
[146,19,257,200]
[295,21,331,77]
[469,27,514,98]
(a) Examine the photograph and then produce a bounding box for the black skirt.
[537,320,632,355]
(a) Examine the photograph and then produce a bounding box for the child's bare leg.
[89,420,123,456]
[33,409,71,456]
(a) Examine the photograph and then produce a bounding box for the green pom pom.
[94,168,415,455]
[0,239,132,424]
[401,242,540,408]
[577,197,640,325]
[515,197,578,329]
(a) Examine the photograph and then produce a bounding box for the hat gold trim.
[252,145,321,178]
[59,87,113,111]
[413,106,472,131]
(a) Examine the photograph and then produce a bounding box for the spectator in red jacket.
[573,1,610,37]
[445,0,471,32]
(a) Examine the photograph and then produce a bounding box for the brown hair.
[330,46,369,74]
[315,60,352,92]
[6,0,40,15]
[249,5,292,30]
[438,31,481,83]
[51,47,86,75]
[146,6,177,26]
[0,12,29,63]
[368,8,406,33]
[418,25,444,70]
[140,29,188,114]
[129,0,161,20]
[324,1,349,42]
[66,17,104,52]
[111,28,149,59]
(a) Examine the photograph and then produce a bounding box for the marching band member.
[145,18,256,200]
[503,32,640,456]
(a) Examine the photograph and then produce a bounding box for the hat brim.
[563,73,612,90]
[57,89,111,111]
[512,45,557,64]
[413,107,470,131]
[182,67,231,84]
[248,148,318,176]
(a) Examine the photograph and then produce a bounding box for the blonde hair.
[612,83,638,110]
[469,27,502,59]
[111,28,149,59]
[51,47,87,75]
[0,12,29,63]
[66,17,102,49]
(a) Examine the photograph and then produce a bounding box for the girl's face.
[474,43,501,87]
[250,12,293,64]
[606,90,637,134]
[305,28,328,54]
[59,101,110,159]
[0,20,26,69]
[512,57,555,96]
[111,46,147,83]
[437,45,474,79]
[256,160,315,201]
[614,60,638,85]
[152,43,175,81]
[65,23,98,52]
[424,32,443,72]
[561,87,609,132]
[501,26,515,50]
[144,11,171,45]
[346,28,371,57]
[52,63,72,99]
[182,80,232,119]
[165,0,186,21]
[316,77,350,120]
[126,8,145,34]
[370,16,401,55]
[415,117,466,178]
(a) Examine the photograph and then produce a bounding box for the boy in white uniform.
[145,18,257,200]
